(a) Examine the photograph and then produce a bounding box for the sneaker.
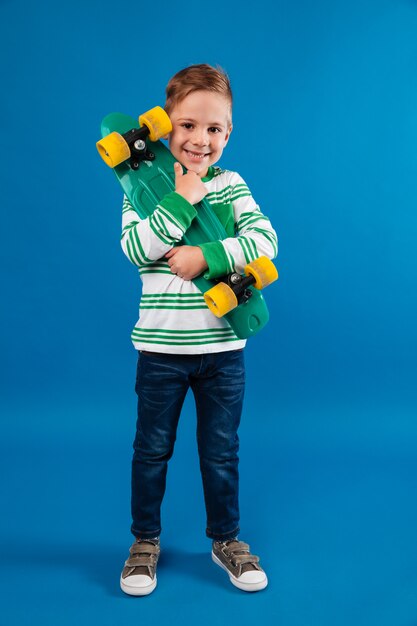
[212,539,268,592]
[120,538,160,596]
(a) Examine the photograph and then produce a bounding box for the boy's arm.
[120,192,197,267]
[198,173,278,279]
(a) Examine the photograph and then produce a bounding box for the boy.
[119,64,278,595]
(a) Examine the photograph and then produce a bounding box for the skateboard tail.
[228,295,270,338]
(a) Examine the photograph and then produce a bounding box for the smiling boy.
[164,88,232,280]
[119,64,278,595]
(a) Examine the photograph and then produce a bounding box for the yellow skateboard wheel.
[245,256,278,290]
[96,132,131,168]
[139,106,172,142]
[204,282,238,318]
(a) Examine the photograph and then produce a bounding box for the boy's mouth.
[184,149,210,160]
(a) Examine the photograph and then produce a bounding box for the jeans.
[131,349,245,541]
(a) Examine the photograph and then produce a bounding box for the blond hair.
[165,64,233,122]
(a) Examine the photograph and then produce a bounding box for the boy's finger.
[165,247,178,258]
[174,162,182,178]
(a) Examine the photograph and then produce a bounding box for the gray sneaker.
[212,539,268,592]
[120,538,160,596]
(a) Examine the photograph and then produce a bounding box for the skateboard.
[96,107,278,339]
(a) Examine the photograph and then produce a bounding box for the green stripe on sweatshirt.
[140,293,207,310]
[131,327,239,346]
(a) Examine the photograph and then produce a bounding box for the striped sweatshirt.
[121,165,278,354]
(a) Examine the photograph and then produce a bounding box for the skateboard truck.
[204,257,278,318]
[121,127,155,170]
[223,271,254,305]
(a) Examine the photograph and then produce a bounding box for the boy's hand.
[166,246,208,281]
[174,162,208,205]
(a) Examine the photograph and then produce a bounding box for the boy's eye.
[208,127,221,134]
[181,123,194,130]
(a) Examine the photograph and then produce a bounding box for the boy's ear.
[224,124,233,145]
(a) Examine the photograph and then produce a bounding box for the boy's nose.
[192,130,209,146]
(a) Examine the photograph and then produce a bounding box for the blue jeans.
[131,349,245,541]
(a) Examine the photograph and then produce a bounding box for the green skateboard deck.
[98,112,270,339]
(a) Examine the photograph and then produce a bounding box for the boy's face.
[168,90,232,178]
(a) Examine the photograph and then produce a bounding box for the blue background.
[1,0,417,624]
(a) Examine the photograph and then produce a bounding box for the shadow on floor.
[0,540,230,597]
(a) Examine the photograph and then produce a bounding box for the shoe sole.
[211,552,268,592]
[120,575,157,596]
